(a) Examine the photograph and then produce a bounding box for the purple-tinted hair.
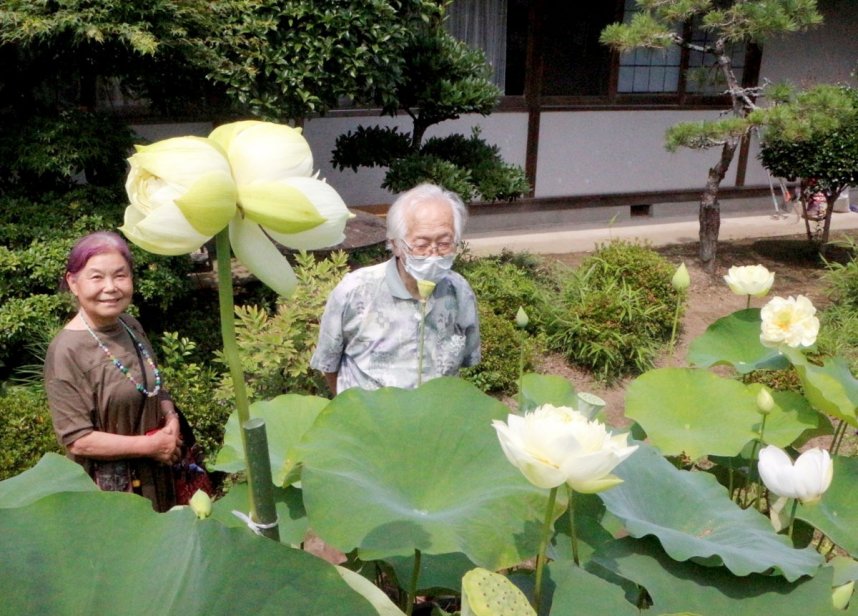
[61,232,133,291]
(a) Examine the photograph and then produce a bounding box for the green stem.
[405,549,422,616]
[749,414,768,511]
[830,419,847,456]
[517,331,526,411]
[417,300,427,387]
[669,295,681,352]
[787,498,799,541]
[746,294,751,310]
[567,485,580,566]
[533,486,558,613]
[215,230,274,536]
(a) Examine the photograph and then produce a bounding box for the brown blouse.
[44,315,176,511]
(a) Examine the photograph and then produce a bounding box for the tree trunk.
[698,139,739,272]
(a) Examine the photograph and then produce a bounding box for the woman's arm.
[68,427,181,465]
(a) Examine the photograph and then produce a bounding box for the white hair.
[386,183,468,249]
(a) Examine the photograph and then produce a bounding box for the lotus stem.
[215,229,274,538]
[787,498,799,542]
[405,548,421,616]
[669,295,682,353]
[749,414,768,511]
[568,485,580,566]
[830,419,848,456]
[417,301,427,387]
[746,294,751,310]
[534,486,558,613]
[517,331,526,411]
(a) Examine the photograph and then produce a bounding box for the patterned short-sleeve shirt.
[310,258,480,392]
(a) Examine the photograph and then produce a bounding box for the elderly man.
[310,183,480,394]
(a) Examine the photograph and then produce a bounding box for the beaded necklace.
[80,315,162,398]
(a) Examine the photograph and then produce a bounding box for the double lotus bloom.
[493,404,638,493]
[122,120,352,296]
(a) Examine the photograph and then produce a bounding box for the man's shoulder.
[333,260,389,294]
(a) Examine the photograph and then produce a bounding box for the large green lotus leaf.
[687,308,789,373]
[519,372,577,412]
[591,536,836,615]
[547,561,638,615]
[0,453,97,508]
[625,368,759,459]
[298,377,562,570]
[831,556,858,586]
[599,442,823,581]
[211,481,308,546]
[386,552,475,593]
[791,353,858,427]
[798,456,858,557]
[745,383,820,447]
[213,393,330,485]
[0,490,376,614]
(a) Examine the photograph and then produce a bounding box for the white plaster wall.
[301,111,529,207]
[535,110,733,197]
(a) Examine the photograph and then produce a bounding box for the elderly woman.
[44,232,182,511]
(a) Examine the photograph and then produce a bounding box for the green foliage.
[0,110,137,192]
[420,130,531,202]
[330,126,412,172]
[216,251,350,403]
[157,332,227,460]
[383,153,474,200]
[455,250,559,334]
[330,8,528,203]
[818,238,858,373]
[0,384,61,480]
[547,241,683,383]
[759,85,858,194]
[206,0,438,121]
[461,304,535,395]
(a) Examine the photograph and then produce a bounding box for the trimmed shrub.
[0,384,61,480]
[461,304,536,394]
[547,241,684,383]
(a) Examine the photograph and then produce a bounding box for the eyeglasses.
[399,238,459,257]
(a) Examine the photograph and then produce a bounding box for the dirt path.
[536,232,856,428]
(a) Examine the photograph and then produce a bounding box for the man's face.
[394,198,455,259]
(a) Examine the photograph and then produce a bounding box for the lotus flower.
[672,262,690,292]
[759,295,820,349]
[492,404,638,493]
[122,120,352,296]
[758,445,833,504]
[724,264,775,298]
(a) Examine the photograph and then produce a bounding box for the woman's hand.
[147,427,182,465]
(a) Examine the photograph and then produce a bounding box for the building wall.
[135,1,857,209]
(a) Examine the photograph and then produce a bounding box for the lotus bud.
[756,387,775,415]
[672,262,690,292]
[515,306,530,329]
[832,581,854,611]
[189,489,213,519]
[417,279,436,300]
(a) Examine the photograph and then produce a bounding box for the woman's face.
[66,251,133,328]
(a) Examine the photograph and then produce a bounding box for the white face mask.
[404,253,456,283]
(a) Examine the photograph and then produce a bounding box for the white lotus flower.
[724,264,775,298]
[210,121,353,296]
[759,295,820,349]
[492,404,638,493]
[122,121,353,297]
[758,445,833,504]
[122,136,238,255]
